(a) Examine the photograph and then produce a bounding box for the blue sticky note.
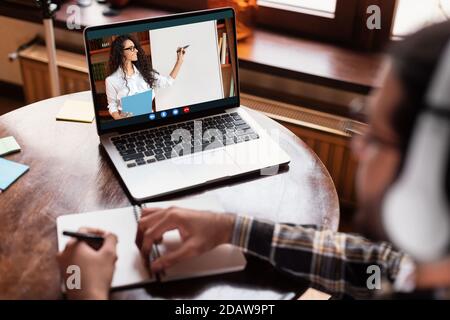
[121,90,153,117]
[0,158,29,190]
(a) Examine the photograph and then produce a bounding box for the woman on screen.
[105,34,186,120]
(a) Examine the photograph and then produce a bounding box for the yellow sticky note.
[0,136,21,156]
[56,100,95,123]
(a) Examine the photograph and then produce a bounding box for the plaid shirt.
[231,215,415,299]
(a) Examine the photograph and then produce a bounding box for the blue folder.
[121,90,153,117]
[0,157,29,191]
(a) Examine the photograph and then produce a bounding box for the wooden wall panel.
[278,121,358,211]
[20,58,90,104]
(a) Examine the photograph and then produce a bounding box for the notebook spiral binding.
[133,203,164,278]
[133,205,142,222]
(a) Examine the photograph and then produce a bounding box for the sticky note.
[0,136,21,156]
[56,100,95,123]
[0,158,29,191]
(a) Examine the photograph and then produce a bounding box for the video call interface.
[86,12,238,131]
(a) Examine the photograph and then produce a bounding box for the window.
[258,0,337,18]
[392,0,450,37]
[255,0,359,43]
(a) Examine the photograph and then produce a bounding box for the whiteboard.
[149,20,224,111]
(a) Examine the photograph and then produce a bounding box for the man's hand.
[57,228,118,300]
[135,207,236,273]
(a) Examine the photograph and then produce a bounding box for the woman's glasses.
[123,45,137,52]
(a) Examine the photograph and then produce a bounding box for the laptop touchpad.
[172,149,240,183]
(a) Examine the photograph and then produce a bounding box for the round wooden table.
[0,91,339,299]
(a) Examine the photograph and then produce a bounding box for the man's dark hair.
[389,21,450,201]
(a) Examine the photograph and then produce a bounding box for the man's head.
[353,21,450,242]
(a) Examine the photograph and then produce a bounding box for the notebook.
[121,90,153,117]
[56,100,95,123]
[0,136,21,156]
[0,158,29,191]
[56,196,246,289]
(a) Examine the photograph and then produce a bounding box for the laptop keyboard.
[110,112,259,168]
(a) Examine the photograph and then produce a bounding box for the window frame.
[257,0,397,50]
[255,0,359,43]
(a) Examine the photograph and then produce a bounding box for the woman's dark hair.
[107,34,158,95]
[389,21,450,203]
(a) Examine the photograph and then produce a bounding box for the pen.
[62,230,105,250]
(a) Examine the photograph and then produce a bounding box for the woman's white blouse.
[105,64,174,114]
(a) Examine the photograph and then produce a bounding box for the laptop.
[84,8,290,201]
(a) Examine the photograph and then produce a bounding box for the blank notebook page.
[57,207,153,288]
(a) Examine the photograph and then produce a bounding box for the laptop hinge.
[102,105,235,136]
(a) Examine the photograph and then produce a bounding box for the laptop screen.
[84,9,239,134]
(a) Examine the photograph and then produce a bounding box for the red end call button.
[183,107,190,113]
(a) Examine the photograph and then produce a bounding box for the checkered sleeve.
[231,215,412,299]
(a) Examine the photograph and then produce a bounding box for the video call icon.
[172,109,179,116]
[161,111,167,118]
